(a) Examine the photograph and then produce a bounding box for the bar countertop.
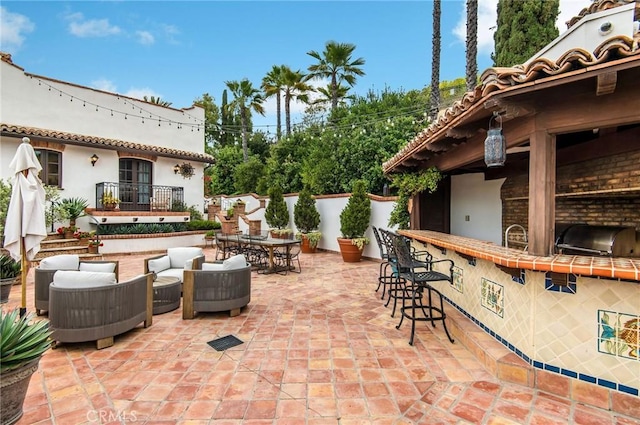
[399,230,640,282]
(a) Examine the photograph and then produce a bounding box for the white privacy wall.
[450,174,505,245]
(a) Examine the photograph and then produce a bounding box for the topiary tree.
[339,180,371,247]
[294,187,320,233]
[265,185,289,230]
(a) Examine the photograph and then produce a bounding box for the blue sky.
[1,1,586,130]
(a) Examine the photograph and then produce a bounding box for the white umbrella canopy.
[4,137,47,314]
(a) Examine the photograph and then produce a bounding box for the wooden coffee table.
[152,276,181,314]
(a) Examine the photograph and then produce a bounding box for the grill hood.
[556,224,637,257]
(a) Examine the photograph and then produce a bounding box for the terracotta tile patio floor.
[4,248,640,424]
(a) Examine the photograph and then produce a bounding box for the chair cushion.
[148,256,171,273]
[167,247,204,269]
[156,268,184,281]
[79,262,116,273]
[201,262,224,271]
[52,270,117,288]
[39,254,80,270]
[223,254,247,271]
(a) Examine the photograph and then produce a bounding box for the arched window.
[34,149,61,187]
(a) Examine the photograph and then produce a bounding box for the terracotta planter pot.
[87,245,99,254]
[0,359,40,425]
[79,238,89,245]
[1,277,18,303]
[300,235,317,254]
[337,238,363,262]
[64,231,74,239]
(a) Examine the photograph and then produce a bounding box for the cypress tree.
[265,185,289,230]
[294,187,320,233]
[339,180,371,239]
[492,0,559,67]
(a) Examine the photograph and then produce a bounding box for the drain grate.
[207,335,244,351]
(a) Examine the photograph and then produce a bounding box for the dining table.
[216,233,301,274]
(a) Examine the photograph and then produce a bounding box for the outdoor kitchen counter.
[399,230,640,282]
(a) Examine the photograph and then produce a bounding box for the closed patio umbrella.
[4,137,47,316]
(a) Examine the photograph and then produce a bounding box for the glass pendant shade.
[484,115,506,167]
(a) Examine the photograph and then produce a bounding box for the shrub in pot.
[294,187,321,253]
[59,197,89,226]
[1,309,52,425]
[338,180,371,262]
[0,254,21,303]
[265,185,290,237]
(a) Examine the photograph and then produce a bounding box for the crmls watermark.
[87,409,137,423]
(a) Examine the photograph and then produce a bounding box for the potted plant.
[0,254,21,303]
[74,230,92,245]
[87,239,103,254]
[101,192,120,211]
[57,225,78,240]
[265,185,290,238]
[294,187,321,253]
[1,309,52,425]
[338,180,371,262]
[59,197,89,227]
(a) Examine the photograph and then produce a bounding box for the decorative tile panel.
[481,278,504,318]
[598,310,640,361]
[452,265,463,294]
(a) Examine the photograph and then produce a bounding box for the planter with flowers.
[74,230,92,245]
[101,192,120,211]
[57,226,77,240]
[87,239,103,254]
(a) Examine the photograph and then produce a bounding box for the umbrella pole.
[20,237,27,318]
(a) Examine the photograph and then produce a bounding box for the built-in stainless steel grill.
[555,224,637,257]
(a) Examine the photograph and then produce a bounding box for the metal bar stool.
[389,231,455,345]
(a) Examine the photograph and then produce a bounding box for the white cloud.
[261,78,328,117]
[453,0,497,54]
[91,78,117,93]
[65,11,121,38]
[453,0,593,55]
[0,7,35,53]
[136,30,154,45]
[124,87,163,101]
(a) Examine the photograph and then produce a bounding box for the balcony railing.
[96,182,184,212]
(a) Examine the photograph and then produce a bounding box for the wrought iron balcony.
[96,182,184,212]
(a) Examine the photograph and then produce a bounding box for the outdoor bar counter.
[398,229,640,399]
[399,230,640,282]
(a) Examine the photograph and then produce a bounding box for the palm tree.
[143,95,172,107]
[429,0,441,122]
[225,79,265,162]
[262,65,285,141]
[307,41,365,114]
[466,0,478,92]
[313,84,354,108]
[280,67,314,136]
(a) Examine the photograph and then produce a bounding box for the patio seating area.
[3,247,639,424]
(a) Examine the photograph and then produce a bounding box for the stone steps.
[31,233,103,263]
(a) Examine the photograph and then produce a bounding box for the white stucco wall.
[0,57,204,150]
[450,173,505,245]
[526,3,636,65]
[0,55,207,219]
[220,193,398,259]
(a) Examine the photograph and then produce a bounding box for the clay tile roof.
[566,0,639,29]
[1,123,215,163]
[382,32,640,174]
